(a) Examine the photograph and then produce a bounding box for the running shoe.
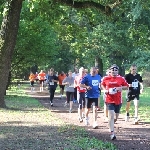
[69,109,72,113]
[125,116,129,122]
[97,107,100,111]
[50,103,53,107]
[64,101,68,107]
[93,122,98,129]
[134,118,139,125]
[79,118,83,123]
[110,134,116,140]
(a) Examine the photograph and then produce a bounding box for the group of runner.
[29,64,144,140]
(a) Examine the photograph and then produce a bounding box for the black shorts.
[39,80,45,84]
[59,85,65,90]
[127,94,139,102]
[85,98,98,109]
[106,103,122,113]
[30,81,34,87]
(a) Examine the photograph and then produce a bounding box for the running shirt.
[48,75,58,89]
[81,74,101,98]
[29,74,35,81]
[74,75,86,93]
[125,73,143,95]
[58,74,66,85]
[101,76,129,105]
[38,72,46,80]
[62,76,74,92]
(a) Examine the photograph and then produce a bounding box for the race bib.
[69,84,74,87]
[132,82,138,88]
[49,82,54,85]
[92,80,99,86]
[109,88,117,94]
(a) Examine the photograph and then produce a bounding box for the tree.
[0,0,23,107]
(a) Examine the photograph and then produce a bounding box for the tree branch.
[54,0,122,16]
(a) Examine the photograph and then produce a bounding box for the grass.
[0,84,118,150]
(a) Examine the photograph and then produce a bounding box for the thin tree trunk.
[0,0,23,108]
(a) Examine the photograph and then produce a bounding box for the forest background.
[0,0,150,108]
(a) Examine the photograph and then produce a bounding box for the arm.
[62,77,69,85]
[140,82,144,93]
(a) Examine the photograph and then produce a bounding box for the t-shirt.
[81,74,101,98]
[101,75,129,105]
[38,72,46,80]
[58,74,66,85]
[47,75,58,89]
[62,76,74,92]
[74,75,86,93]
[124,73,143,95]
[29,74,35,81]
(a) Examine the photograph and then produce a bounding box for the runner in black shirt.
[124,64,144,124]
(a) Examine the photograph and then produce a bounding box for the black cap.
[110,64,119,70]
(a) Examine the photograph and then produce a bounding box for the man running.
[38,70,46,92]
[47,68,58,106]
[74,67,86,122]
[124,64,144,124]
[58,71,66,99]
[62,70,74,113]
[80,67,101,129]
[101,64,129,140]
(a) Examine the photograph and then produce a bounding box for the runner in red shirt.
[38,70,46,92]
[101,64,129,140]
[74,67,86,123]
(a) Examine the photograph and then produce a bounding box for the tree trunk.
[95,57,103,77]
[0,0,23,108]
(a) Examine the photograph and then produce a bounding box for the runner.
[47,68,58,106]
[38,70,46,92]
[74,67,86,122]
[35,72,39,83]
[58,71,66,99]
[62,70,74,113]
[102,69,110,120]
[29,72,35,92]
[72,68,79,103]
[96,67,102,111]
[124,64,144,124]
[80,67,101,129]
[101,64,129,140]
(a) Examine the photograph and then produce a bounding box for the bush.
[142,71,150,87]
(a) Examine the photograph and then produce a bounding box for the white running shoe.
[125,116,129,122]
[50,103,53,107]
[134,118,139,125]
[110,134,116,140]
[85,118,89,126]
[79,118,83,123]
[93,122,98,129]
[64,101,68,107]
[69,109,72,113]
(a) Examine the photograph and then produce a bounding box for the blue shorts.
[106,103,122,113]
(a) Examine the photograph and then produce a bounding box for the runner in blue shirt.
[80,67,101,129]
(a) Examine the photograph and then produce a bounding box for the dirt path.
[26,88,150,150]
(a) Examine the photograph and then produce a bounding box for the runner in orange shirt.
[29,72,35,92]
[38,70,46,92]
[58,71,66,99]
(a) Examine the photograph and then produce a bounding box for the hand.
[116,87,122,92]
[104,90,108,94]
[140,89,143,94]
[86,86,92,90]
